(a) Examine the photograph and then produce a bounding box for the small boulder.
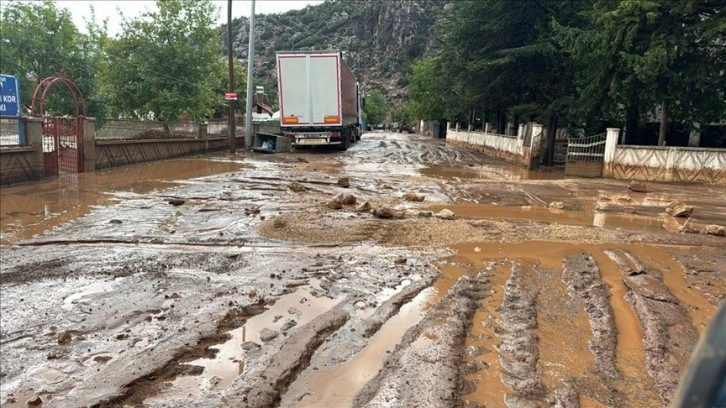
[57,331,72,345]
[242,342,261,351]
[289,181,306,192]
[394,257,407,265]
[418,211,433,218]
[109,219,123,224]
[259,328,278,343]
[356,202,372,212]
[627,181,648,193]
[382,184,394,190]
[666,201,694,218]
[327,194,356,209]
[373,207,395,219]
[548,201,565,210]
[435,209,455,220]
[701,224,726,237]
[27,396,43,406]
[281,319,297,331]
[339,194,356,205]
[337,177,350,188]
[402,192,425,202]
[616,195,632,203]
[168,199,185,206]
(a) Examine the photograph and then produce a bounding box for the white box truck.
[276,51,362,150]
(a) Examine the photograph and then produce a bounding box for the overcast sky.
[54,0,324,36]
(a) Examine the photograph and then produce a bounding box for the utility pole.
[244,0,256,149]
[227,0,236,154]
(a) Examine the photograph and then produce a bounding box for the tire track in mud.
[221,305,350,408]
[352,274,489,407]
[450,242,672,407]
[495,263,545,408]
[562,254,619,379]
[604,249,699,405]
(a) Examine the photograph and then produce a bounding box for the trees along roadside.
[556,0,726,146]
[408,0,726,150]
[0,0,104,119]
[104,0,224,126]
[363,89,388,126]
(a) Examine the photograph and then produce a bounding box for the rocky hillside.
[221,0,447,106]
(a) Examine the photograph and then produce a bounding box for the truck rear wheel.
[338,131,350,151]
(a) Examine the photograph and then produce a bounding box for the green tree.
[436,0,590,162]
[392,103,414,126]
[558,0,726,145]
[210,58,245,119]
[104,0,222,123]
[363,89,388,125]
[406,56,446,121]
[0,0,103,117]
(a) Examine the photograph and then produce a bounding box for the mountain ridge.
[221,0,448,106]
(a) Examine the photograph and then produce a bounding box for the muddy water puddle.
[144,286,343,402]
[1,389,54,408]
[280,287,437,407]
[0,156,247,245]
[279,261,465,407]
[421,164,564,181]
[431,202,668,233]
[449,241,699,406]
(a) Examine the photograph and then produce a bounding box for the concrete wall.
[604,128,726,184]
[94,136,244,170]
[1,117,250,185]
[0,118,44,185]
[446,123,544,168]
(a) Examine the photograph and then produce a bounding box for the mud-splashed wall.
[604,130,726,184]
[445,123,544,169]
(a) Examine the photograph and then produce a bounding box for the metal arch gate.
[42,116,84,176]
[30,73,88,176]
[564,133,607,178]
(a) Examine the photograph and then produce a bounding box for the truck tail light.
[330,132,341,140]
[324,115,339,123]
[283,117,299,124]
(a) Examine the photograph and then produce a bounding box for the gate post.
[603,128,620,178]
[83,118,96,172]
[527,123,544,170]
[24,117,45,180]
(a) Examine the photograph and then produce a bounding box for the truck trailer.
[276,51,362,150]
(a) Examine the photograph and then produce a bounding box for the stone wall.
[604,128,725,184]
[446,123,544,169]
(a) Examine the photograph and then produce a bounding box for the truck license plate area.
[297,138,327,145]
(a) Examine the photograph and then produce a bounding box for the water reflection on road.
[0,156,247,245]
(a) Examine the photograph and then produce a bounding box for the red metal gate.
[43,117,84,175]
[30,74,88,177]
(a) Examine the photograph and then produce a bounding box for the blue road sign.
[0,74,21,118]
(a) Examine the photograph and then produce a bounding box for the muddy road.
[1,132,724,407]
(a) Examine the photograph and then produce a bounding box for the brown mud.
[1,132,724,408]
